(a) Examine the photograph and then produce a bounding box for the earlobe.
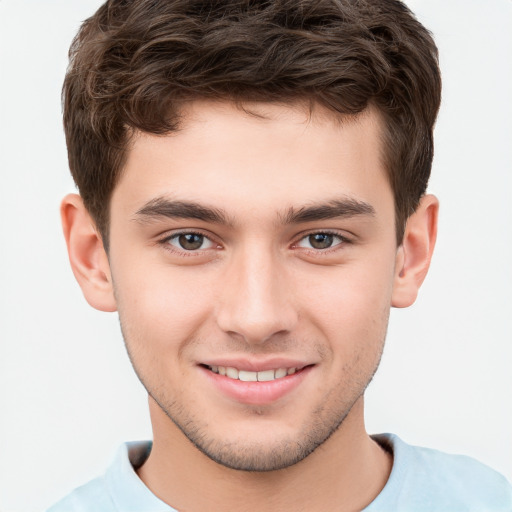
[391,194,439,308]
[61,193,117,312]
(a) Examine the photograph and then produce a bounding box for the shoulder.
[46,476,115,512]
[46,441,157,512]
[368,433,512,511]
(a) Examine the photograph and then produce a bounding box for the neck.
[137,397,392,512]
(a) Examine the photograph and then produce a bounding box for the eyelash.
[292,230,350,253]
[158,229,351,256]
[159,230,219,257]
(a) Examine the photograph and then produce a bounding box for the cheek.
[112,260,216,353]
[297,258,394,351]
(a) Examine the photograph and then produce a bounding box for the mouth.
[203,364,303,382]
[199,362,313,405]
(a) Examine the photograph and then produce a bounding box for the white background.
[0,1,511,510]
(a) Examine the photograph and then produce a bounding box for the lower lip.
[200,366,313,405]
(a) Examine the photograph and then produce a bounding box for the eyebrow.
[133,196,375,226]
[280,198,376,224]
[134,197,233,225]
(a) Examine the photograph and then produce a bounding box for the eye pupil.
[179,233,204,250]
[309,233,334,249]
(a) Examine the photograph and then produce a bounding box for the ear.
[61,193,117,312]
[391,194,439,308]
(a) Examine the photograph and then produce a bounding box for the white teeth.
[257,369,275,382]
[226,367,239,379]
[275,368,288,379]
[238,370,258,382]
[209,365,299,381]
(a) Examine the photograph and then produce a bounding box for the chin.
[153,392,353,472]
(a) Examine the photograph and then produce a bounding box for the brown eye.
[296,232,346,251]
[308,233,334,249]
[178,233,204,250]
[166,232,215,251]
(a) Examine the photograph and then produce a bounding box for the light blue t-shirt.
[48,434,512,511]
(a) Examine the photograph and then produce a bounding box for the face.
[108,101,400,471]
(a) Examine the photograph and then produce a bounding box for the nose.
[215,245,299,345]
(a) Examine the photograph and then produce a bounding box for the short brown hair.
[63,0,441,246]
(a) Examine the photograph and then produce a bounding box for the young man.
[50,0,512,510]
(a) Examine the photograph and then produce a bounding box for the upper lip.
[199,358,313,372]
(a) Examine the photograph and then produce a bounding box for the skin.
[62,100,438,511]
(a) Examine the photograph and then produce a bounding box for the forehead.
[112,100,392,224]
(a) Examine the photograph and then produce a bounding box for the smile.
[207,365,299,382]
